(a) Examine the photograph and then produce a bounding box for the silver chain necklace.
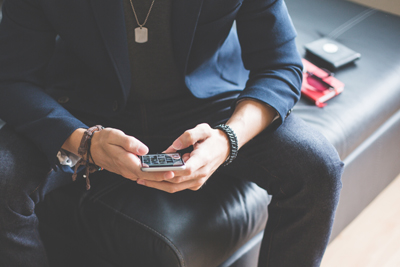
[128,0,155,43]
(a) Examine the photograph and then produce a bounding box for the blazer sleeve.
[235,0,303,126]
[0,0,87,168]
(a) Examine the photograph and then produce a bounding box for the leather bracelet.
[77,125,104,156]
[72,125,104,190]
[214,124,238,166]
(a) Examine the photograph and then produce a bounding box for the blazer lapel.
[90,0,131,101]
[172,0,204,75]
[89,0,204,93]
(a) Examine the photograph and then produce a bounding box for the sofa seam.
[327,8,377,39]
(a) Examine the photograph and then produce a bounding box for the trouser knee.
[284,128,344,208]
[253,114,344,203]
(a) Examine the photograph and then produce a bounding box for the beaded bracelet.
[72,125,104,190]
[214,124,238,166]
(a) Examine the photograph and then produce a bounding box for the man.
[0,0,344,266]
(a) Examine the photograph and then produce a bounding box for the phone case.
[301,59,345,107]
[140,153,186,172]
[305,38,361,69]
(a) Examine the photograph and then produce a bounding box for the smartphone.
[140,153,186,172]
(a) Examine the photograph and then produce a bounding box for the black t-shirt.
[123,0,190,103]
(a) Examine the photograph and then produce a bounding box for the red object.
[301,59,344,107]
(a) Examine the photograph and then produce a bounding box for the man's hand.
[136,123,230,193]
[136,99,277,193]
[62,100,276,192]
[62,127,176,182]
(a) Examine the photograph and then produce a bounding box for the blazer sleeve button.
[285,109,292,118]
[57,96,70,104]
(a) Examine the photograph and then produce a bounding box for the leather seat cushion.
[286,0,400,159]
[37,171,270,267]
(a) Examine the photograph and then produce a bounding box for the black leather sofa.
[1,0,400,266]
[288,0,400,239]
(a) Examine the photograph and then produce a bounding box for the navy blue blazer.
[0,0,302,167]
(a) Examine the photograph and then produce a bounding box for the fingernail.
[172,140,182,150]
[137,179,145,185]
[137,145,148,155]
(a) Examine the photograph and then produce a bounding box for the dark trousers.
[0,92,343,266]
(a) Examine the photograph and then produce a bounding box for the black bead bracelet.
[214,124,238,166]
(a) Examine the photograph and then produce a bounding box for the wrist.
[61,128,86,156]
[226,99,277,148]
[71,125,104,190]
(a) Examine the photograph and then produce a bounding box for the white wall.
[348,0,400,16]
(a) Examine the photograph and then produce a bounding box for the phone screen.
[140,153,185,172]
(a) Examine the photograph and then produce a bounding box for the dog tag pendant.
[135,27,148,43]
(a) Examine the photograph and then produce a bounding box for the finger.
[120,153,175,181]
[140,170,175,181]
[162,146,176,153]
[165,123,212,152]
[168,151,207,182]
[99,145,167,182]
[106,129,149,155]
[167,167,208,184]
[137,177,207,194]
[182,153,190,162]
